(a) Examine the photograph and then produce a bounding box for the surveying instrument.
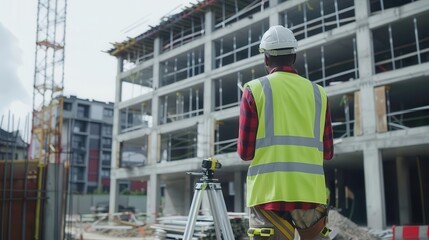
[183,158,234,240]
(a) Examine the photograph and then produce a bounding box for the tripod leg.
[214,188,235,239]
[183,189,203,240]
[207,188,223,240]
[206,184,235,240]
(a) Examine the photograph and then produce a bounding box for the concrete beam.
[368,1,429,29]
[333,126,429,154]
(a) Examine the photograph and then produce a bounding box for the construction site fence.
[67,194,147,215]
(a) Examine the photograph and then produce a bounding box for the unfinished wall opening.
[295,35,359,87]
[325,152,367,225]
[121,66,153,101]
[212,0,269,30]
[280,0,355,41]
[214,117,239,155]
[160,46,204,87]
[373,13,429,74]
[213,65,265,111]
[382,145,429,225]
[120,39,155,72]
[120,100,152,133]
[159,126,197,162]
[329,93,356,139]
[214,19,269,69]
[370,0,416,13]
[385,77,429,131]
[160,13,205,52]
[159,84,203,125]
[120,135,148,168]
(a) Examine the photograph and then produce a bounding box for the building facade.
[63,96,146,194]
[108,0,429,229]
[0,128,28,160]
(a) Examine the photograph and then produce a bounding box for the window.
[77,104,89,118]
[103,108,113,117]
[72,152,85,164]
[102,125,112,136]
[64,102,72,111]
[89,138,100,149]
[101,138,112,149]
[74,121,87,133]
[101,152,111,166]
[72,135,86,149]
[101,170,110,177]
[90,123,100,135]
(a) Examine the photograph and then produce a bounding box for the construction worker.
[238,25,334,240]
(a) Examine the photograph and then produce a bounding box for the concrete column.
[153,37,161,90]
[116,57,123,102]
[355,0,377,135]
[117,57,123,73]
[108,177,119,215]
[234,171,243,212]
[355,26,374,77]
[269,0,279,26]
[360,83,377,135]
[184,174,192,213]
[109,61,122,215]
[197,119,212,158]
[396,156,411,224]
[149,38,161,165]
[204,11,213,74]
[363,146,386,229]
[204,11,214,116]
[148,132,159,164]
[147,172,161,223]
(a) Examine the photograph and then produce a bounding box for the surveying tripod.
[183,158,235,240]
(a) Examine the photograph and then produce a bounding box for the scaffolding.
[160,46,205,86]
[160,86,204,125]
[214,19,268,68]
[280,0,355,41]
[160,127,198,162]
[373,14,429,74]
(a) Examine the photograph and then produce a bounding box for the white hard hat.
[259,25,298,56]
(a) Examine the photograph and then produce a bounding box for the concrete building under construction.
[107,0,429,229]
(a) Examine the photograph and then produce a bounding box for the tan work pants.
[249,206,330,240]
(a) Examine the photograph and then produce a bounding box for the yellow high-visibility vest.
[244,71,328,207]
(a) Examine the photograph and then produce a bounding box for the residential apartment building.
[0,128,28,160]
[62,96,146,193]
[107,0,429,229]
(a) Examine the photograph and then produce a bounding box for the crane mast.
[31,0,68,239]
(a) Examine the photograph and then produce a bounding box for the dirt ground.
[66,210,387,240]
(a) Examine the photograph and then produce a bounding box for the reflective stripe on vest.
[255,76,322,151]
[248,76,324,177]
[247,162,324,176]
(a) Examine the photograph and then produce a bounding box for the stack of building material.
[151,213,248,239]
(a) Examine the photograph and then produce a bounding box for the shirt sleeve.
[323,100,334,160]
[237,87,258,161]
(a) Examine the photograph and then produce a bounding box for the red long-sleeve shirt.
[237,66,334,211]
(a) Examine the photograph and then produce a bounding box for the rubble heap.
[328,210,378,240]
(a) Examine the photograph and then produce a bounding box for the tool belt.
[295,205,331,239]
[248,228,274,237]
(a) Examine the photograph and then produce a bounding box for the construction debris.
[328,209,378,240]
[65,209,385,240]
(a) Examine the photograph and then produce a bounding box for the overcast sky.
[0,0,192,134]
